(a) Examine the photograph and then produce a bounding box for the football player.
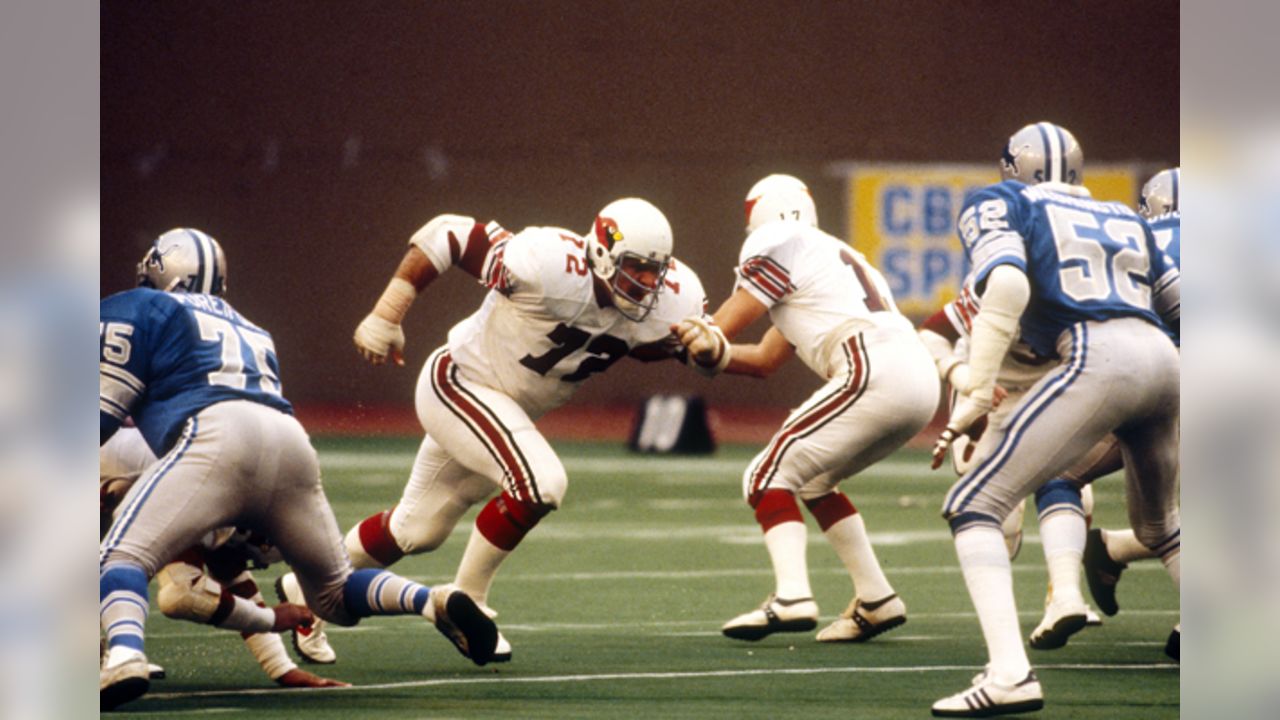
[928,125,1180,717]
[674,174,939,644]
[277,199,707,664]
[101,426,348,688]
[99,229,499,711]
[1076,168,1180,657]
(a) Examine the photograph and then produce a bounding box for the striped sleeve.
[736,255,794,307]
[481,234,514,295]
[100,362,145,421]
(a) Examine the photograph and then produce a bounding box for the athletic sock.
[756,489,810,600]
[346,508,403,568]
[817,505,893,601]
[1038,510,1087,608]
[454,493,548,606]
[1103,528,1158,564]
[953,524,1031,685]
[100,562,150,663]
[342,568,433,620]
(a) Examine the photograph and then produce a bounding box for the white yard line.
[145,662,1177,701]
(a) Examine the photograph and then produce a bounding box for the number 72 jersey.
[99,287,292,454]
[958,180,1180,359]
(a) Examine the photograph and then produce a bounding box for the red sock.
[803,492,858,532]
[475,492,550,551]
[753,488,804,532]
[357,508,405,566]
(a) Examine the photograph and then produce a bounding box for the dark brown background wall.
[102,1,1178,409]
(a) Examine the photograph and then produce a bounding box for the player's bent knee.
[155,563,223,622]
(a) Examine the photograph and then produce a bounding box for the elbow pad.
[408,214,477,275]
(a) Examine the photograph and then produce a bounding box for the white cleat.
[430,584,499,666]
[100,653,151,711]
[932,669,1044,717]
[147,663,166,680]
[816,593,907,643]
[1029,597,1088,650]
[722,594,818,641]
[275,574,336,664]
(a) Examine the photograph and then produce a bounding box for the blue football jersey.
[99,287,293,454]
[957,181,1180,358]
[1148,211,1180,270]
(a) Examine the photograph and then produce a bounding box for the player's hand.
[931,427,961,470]
[671,316,728,373]
[991,385,1009,408]
[275,668,351,688]
[353,313,406,366]
[271,602,316,633]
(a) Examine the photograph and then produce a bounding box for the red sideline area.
[295,403,944,449]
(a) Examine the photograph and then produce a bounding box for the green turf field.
[119,437,1178,718]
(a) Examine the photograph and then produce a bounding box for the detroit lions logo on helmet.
[1000,141,1026,179]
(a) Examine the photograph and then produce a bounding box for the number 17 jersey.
[100,287,292,455]
[957,180,1180,358]
[735,220,913,379]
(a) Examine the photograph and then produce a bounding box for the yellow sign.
[843,164,1138,319]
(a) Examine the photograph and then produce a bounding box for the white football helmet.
[1140,167,1180,218]
[136,228,227,295]
[587,198,673,321]
[1000,122,1083,186]
[744,174,818,233]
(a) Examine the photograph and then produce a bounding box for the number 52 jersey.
[958,180,1180,359]
[445,225,707,418]
[100,287,292,455]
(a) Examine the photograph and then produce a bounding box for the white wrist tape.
[373,277,417,325]
[243,631,297,680]
[679,316,731,377]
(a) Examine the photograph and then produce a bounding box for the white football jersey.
[943,280,1055,391]
[735,221,913,378]
[100,425,157,481]
[447,226,706,417]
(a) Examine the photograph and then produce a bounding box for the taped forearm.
[243,631,298,680]
[918,328,965,386]
[371,277,417,325]
[965,265,1029,401]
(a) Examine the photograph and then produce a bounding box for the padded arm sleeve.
[407,214,480,275]
[965,264,1030,401]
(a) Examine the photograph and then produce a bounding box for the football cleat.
[932,669,1044,717]
[1029,596,1088,650]
[477,602,513,663]
[1165,624,1180,662]
[100,653,151,711]
[147,663,166,680]
[816,593,907,643]
[1082,528,1127,616]
[722,594,818,641]
[1084,607,1103,627]
[430,584,499,666]
[275,574,336,664]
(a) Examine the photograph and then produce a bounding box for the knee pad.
[156,563,223,623]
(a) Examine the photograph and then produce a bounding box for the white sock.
[764,521,812,600]
[344,523,386,570]
[824,513,893,601]
[453,528,511,607]
[954,525,1031,685]
[1039,510,1086,608]
[1104,528,1157,564]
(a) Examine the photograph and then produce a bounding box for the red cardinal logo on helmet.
[594,215,624,250]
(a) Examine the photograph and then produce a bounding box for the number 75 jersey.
[957,180,1180,359]
[100,287,292,454]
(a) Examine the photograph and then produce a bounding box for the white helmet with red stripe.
[744,174,818,234]
[587,198,673,321]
